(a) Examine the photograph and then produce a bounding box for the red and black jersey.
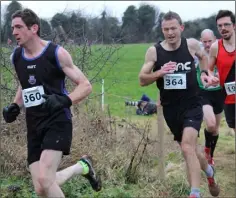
[216,39,235,104]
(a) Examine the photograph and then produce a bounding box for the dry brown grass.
[1,99,183,197]
[1,101,157,177]
[1,99,235,197]
[1,112,28,176]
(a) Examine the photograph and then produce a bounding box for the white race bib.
[224,81,235,95]
[164,73,186,89]
[22,86,45,108]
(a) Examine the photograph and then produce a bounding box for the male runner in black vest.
[139,11,220,198]
[2,9,101,197]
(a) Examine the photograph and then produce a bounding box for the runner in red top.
[216,39,235,104]
[207,10,235,131]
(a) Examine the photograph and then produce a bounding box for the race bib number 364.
[22,86,45,108]
[164,73,187,89]
[224,81,235,95]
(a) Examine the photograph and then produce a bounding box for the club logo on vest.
[162,61,192,72]
[175,62,191,71]
[28,75,36,85]
[27,65,36,69]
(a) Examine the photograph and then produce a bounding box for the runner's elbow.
[84,81,92,94]
[140,81,147,87]
[139,74,147,86]
[139,78,146,86]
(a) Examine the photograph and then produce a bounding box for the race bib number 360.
[164,73,186,89]
[224,81,235,95]
[22,86,45,108]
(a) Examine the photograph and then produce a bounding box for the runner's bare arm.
[139,46,159,86]
[13,86,24,108]
[10,54,24,108]
[208,41,218,75]
[57,47,92,104]
[157,92,161,106]
[189,38,208,71]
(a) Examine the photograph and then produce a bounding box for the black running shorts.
[224,104,235,129]
[199,89,224,115]
[163,97,203,142]
[26,108,73,165]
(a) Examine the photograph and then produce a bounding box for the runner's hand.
[157,61,176,77]
[209,76,220,87]
[2,103,20,123]
[42,94,72,113]
[200,74,209,87]
[202,75,219,88]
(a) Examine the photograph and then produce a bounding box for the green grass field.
[87,43,158,117]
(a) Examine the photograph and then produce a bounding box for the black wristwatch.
[200,70,208,76]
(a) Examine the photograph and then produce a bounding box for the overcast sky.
[1,1,235,22]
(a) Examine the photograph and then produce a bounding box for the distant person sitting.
[136,100,157,115]
[125,94,157,116]
[140,94,151,102]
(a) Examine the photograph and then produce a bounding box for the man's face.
[11,17,38,46]
[161,19,184,44]
[217,16,235,40]
[200,32,216,53]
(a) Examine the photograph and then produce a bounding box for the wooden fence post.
[157,104,165,180]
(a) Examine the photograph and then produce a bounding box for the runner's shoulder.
[145,46,157,62]
[210,40,218,51]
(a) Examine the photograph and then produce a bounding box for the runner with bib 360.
[139,11,220,198]
[22,86,45,108]
[2,8,101,198]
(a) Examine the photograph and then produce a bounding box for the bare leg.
[203,105,217,133]
[196,145,208,171]
[38,150,65,198]
[56,163,84,186]
[29,162,46,197]
[214,113,222,135]
[30,156,89,197]
[180,127,201,188]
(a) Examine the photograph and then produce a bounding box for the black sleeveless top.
[12,41,70,118]
[153,38,198,106]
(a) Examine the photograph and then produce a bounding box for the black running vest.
[153,38,198,106]
[12,42,69,116]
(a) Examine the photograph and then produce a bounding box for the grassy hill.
[87,43,158,117]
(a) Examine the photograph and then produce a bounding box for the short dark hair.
[12,8,41,36]
[216,10,235,24]
[162,11,182,25]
